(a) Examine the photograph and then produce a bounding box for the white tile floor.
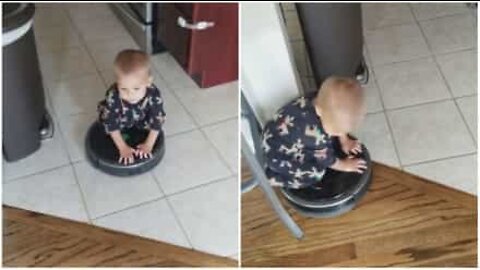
[3,3,238,258]
[364,3,477,194]
[361,3,477,195]
[282,3,477,195]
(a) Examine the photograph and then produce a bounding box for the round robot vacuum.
[85,122,165,177]
[280,142,372,218]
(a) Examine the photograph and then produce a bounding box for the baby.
[97,49,166,165]
[262,76,367,189]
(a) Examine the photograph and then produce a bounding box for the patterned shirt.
[98,83,166,133]
[262,96,337,189]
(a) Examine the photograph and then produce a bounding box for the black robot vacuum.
[280,138,372,218]
[85,122,165,177]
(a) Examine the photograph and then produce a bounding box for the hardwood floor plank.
[241,162,477,267]
[3,206,237,267]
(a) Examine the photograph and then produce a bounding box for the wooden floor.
[241,162,477,267]
[3,206,237,267]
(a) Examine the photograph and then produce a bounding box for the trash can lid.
[3,3,35,33]
[3,3,35,46]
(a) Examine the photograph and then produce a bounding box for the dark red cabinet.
[156,3,238,88]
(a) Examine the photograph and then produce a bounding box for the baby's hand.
[336,157,367,174]
[136,143,153,159]
[118,145,137,165]
[339,135,362,155]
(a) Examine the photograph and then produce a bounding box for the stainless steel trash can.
[3,3,52,162]
[296,3,365,92]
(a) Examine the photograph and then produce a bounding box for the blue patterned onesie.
[97,83,166,134]
[262,96,337,189]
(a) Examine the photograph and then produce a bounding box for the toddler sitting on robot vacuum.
[262,76,367,189]
[97,49,166,165]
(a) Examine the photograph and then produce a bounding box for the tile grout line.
[364,93,477,117]
[369,47,475,69]
[196,115,239,130]
[150,55,238,130]
[174,93,236,175]
[381,97,463,113]
[37,3,131,223]
[148,59,207,137]
[362,44,385,114]
[155,83,237,176]
[11,94,94,223]
[158,174,238,256]
[402,151,477,168]
[410,3,476,55]
[453,97,478,145]
[93,175,232,222]
[411,6,473,23]
[453,93,479,99]
[91,193,167,222]
[150,56,196,96]
[59,5,105,224]
[165,175,234,198]
[33,13,73,159]
[149,172,195,250]
[164,126,200,139]
[63,4,110,90]
[198,127,237,176]
[370,53,432,69]
[150,60,238,176]
[364,7,472,32]
[33,6,83,56]
[427,47,478,57]
[148,68,202,136]
[69,163,94,223]
[410,3,478,147]
[163,197,195,250]
[363,44,404,170]
[363,3,419,33]
[365,109,385,116]
[4,162,72,184]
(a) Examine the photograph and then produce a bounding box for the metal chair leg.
[242,135,304,239]
[241,177,259,194]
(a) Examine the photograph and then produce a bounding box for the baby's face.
[116,71,151,104]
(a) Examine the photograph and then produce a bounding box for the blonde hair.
[114,49,151,77]
[313,76,365,133]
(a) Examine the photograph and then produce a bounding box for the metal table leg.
[241,177,258,194]
[242,135,304,240]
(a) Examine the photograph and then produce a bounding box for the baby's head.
[313,76,366,136]
[114,49,153,104]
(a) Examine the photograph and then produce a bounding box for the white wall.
[241,3,302,126]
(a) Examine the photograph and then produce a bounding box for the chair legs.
[241,135,304,240]
[241,177,258,194]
